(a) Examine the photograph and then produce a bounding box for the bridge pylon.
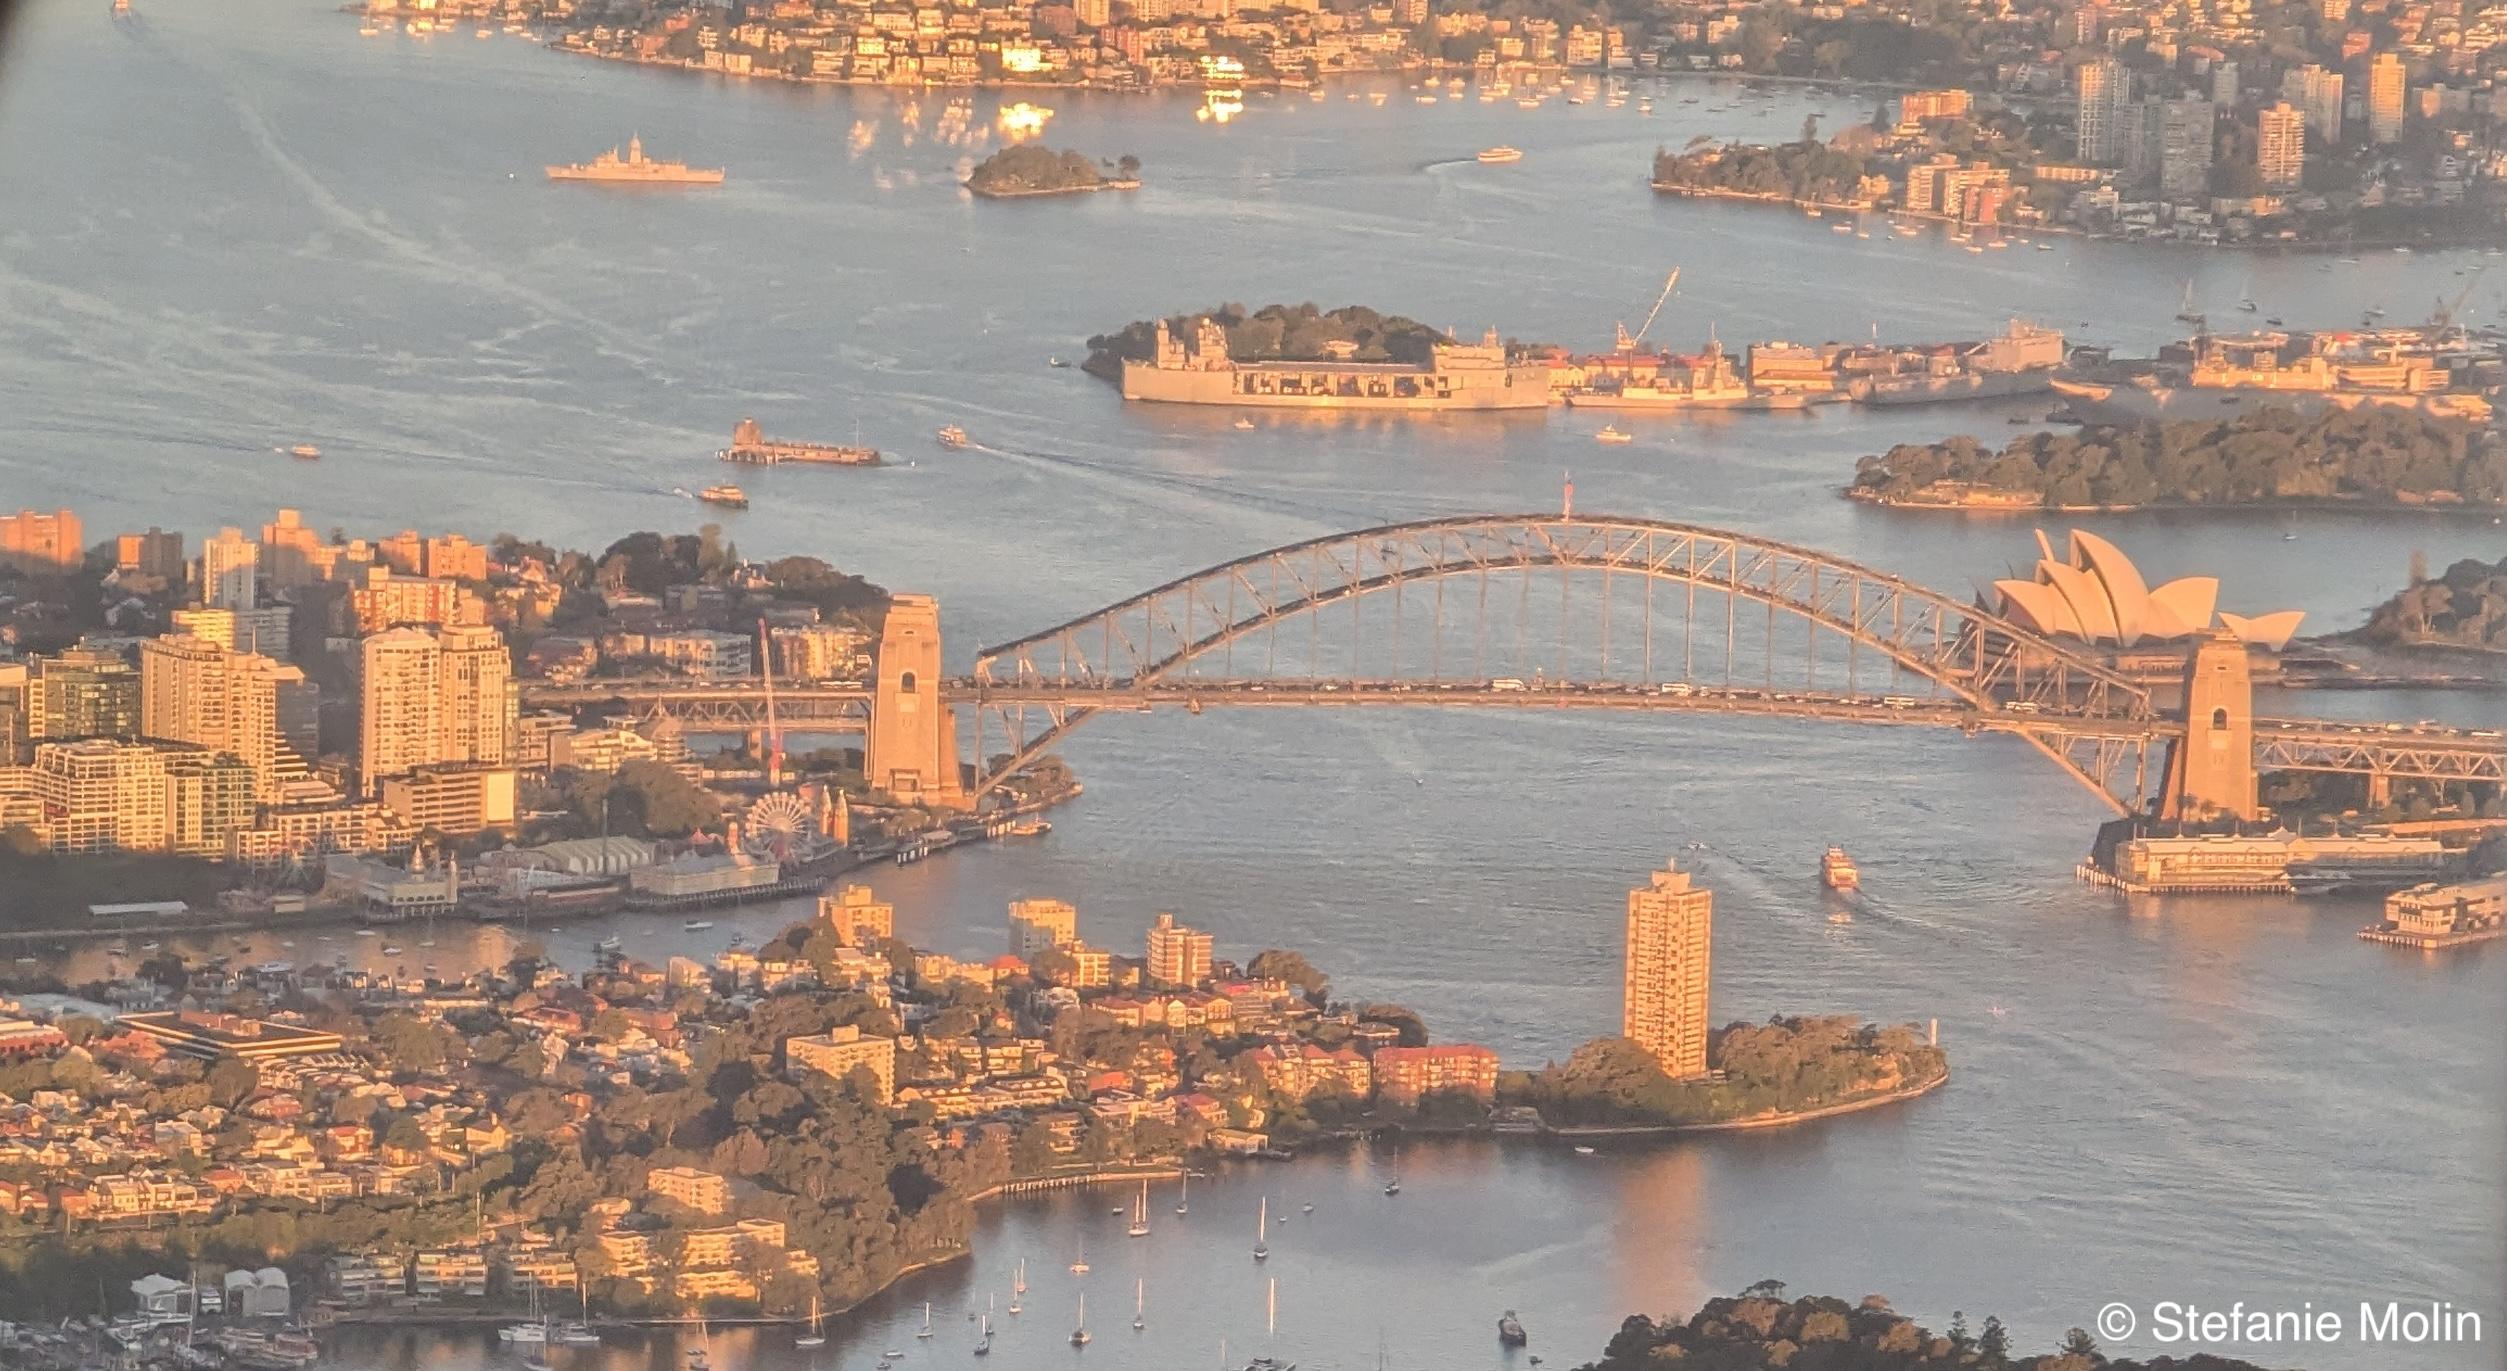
[867,594,970,809]
[2159,632,2258,822]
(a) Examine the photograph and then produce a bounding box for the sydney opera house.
[1990,529,2305,653]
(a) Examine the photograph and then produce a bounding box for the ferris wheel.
[744,791,815,859]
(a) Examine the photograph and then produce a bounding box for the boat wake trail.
[967,438,1380,527]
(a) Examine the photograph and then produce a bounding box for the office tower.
[163,750,257,856]
[1624,861,1712,1080]
[199,526,260,611]
[2257,102,2306,187]
[2210,60,2238,106]
[2282,65,2344,143]
[0,664,26,764]
[2076,58,2132,164]
[1145,911,1215,987]
[0,508,83,576]
[436,625,515,767]
[27,649,140,742]
[2366,53,2404,143]
[170,605,294,660]
[818,884,896,946]
[2157,97,2215,198]
[358,625,514,791]
[1008,897,1078,958]
[258,508,326,591]
[115,528,185,584]
[29,739,170,854]
[139,635,316,805]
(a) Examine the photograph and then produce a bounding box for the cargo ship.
[1120,316,1550,411]
[1820,846,1859,891]
[546,135,725,186]
[720,417,880,467]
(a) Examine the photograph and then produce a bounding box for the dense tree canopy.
[1085,302,1455,376]
[1582,1291,2286,1371]
[2359,554,2507,650]
[1513,1017,1945,1126]
[965,144,1133,195]
[1853,408,2507,509]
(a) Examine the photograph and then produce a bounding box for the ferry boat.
[1593,424,1633,444]
[286,443,322,460]
[546,135,725,186]
[936,424,969,449]
[1476,146,1524,164]
[1820,846,1860,890]
[696,484,748,509]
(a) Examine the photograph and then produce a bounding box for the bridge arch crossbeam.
[964,516,2158,807]
[978,518,2149,716]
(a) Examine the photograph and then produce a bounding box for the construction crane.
[757,617,784,789]
[1613,268,1681,352]
[2430,265,2486,334]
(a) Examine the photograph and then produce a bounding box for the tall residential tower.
[1624,862,1713,1080]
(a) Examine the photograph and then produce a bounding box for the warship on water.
[2052,299,2502,424]
[546,135,724,185]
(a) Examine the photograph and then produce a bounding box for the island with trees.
[1849,408,2507,512]
[1504,1016,1948,1132]
[1082,302,1458,381]
[1581,1286,2289,1371]
[2354,553,2507,655]
[1650,122,1893,209]
[963,145,1140,199]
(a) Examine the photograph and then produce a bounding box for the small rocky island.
[1582,1289,2290,1370]
[1505,1016,1949,1131]
[964,145,1141,199]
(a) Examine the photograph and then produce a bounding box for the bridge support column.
[867,594,970,810]
[2366,771,2392,810]
[2160,632,2257,823]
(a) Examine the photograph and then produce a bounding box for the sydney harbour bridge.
[520,515,2507,819]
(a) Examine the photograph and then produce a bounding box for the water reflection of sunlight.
[1609,1144,1709,1319]
[997,102,1053,140]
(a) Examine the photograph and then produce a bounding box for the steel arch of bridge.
[962,514,2162,806]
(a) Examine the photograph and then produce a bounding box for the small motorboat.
[1476,146,1524,164]
[1232,417,1255,430]
[1499,1310,1529,1346]
[1594,424,1633,445]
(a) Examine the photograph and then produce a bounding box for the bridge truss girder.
[962,515,2165,809]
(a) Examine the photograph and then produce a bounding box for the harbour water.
[1,3,2503,1367]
